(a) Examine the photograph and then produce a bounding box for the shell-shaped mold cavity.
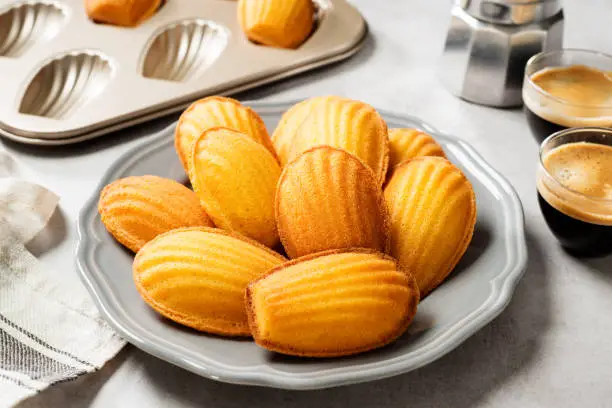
[19,51,112,119]
[141,19,228,82]
[0,2,66,58]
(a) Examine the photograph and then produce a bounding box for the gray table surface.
[4,0,612,406]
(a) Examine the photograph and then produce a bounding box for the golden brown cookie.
[98,175,213,253]
[175,96,275,173]
[246,249,420,357]
[384,157,476,297]
[189,127,281,247]
[85,0,160,27]
[134,227,286,336]
[238,0,315,49]
[287,97,389,185]
[388,128,446,170]
[272,96,338,166]
[276,146,390,258]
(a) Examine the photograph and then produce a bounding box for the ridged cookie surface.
[384,157,476,296]
[238,0,315,49]
[388,128,446,170]
[276,146,390,258]
[272,96,338,166]
[134,227,286,336]
[246,249,420,357]
[175,96,275,173]
[98,175,212,252]
[86,0,160,27]
[190,128,281,247]
[288,97,389,184]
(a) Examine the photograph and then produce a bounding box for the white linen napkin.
[0,149,124,407]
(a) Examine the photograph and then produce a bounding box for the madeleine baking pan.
[0,0,366,145]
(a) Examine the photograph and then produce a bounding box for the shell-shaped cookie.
[238,0,314,49]
[272,96,338,166]
[85,0,160,27]
[384,157,476,297]
[98,175,213,253]
[388,128,446,170]
[190,128,281,247]
[175,96,275,173]
[276,146,390,258]
[134,227,286,336]
[288,97,389,185]
[246,249,420,357]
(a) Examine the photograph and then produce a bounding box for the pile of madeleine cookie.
[98,95,477,358]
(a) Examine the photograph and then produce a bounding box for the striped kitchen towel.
[0,150,124,407]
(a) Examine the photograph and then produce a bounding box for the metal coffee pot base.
[439,0,564,108]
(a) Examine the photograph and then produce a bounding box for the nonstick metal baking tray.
[0,0,366,145]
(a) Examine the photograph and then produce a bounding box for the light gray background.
[4,0,611,406]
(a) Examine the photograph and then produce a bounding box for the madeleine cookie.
[246,249,420,357]
[85,0,160,27]
[98,175,213,252]
[272,96,338,166]
[175,96,275,173]
[388,128,446,170]
[189,127,281,247]
[238,0,315,49]
[134,227,286,336]
[384,157,476,297]
[288,97,389,185]
[276,146,390,258]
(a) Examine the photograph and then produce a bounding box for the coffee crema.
[524,65,612,129]
[537,141,612,226]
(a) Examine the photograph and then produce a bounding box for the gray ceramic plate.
[76,101,527,390]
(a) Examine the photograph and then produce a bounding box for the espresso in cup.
[523,50,612,142]
[537,128,612,256]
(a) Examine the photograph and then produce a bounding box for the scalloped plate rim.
[76,101,527,390]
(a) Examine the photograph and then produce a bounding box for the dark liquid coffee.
[537,193,612,256]
[524,65,612,141]
[525,107,567,142]
[537,141,612,257]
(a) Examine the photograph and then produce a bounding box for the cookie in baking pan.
[384,157,476,297]
[238,0,315,49]
[388,128,446,170]
[175,96,275,173]
[276,146,389,258]
[134,227,287,336]
[246,249,420,357]
[189,127,281,248]
[288,97,389,185]
[85,0,160,27]
[98,175,212,253]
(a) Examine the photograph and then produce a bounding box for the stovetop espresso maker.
[439,0,564,107]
